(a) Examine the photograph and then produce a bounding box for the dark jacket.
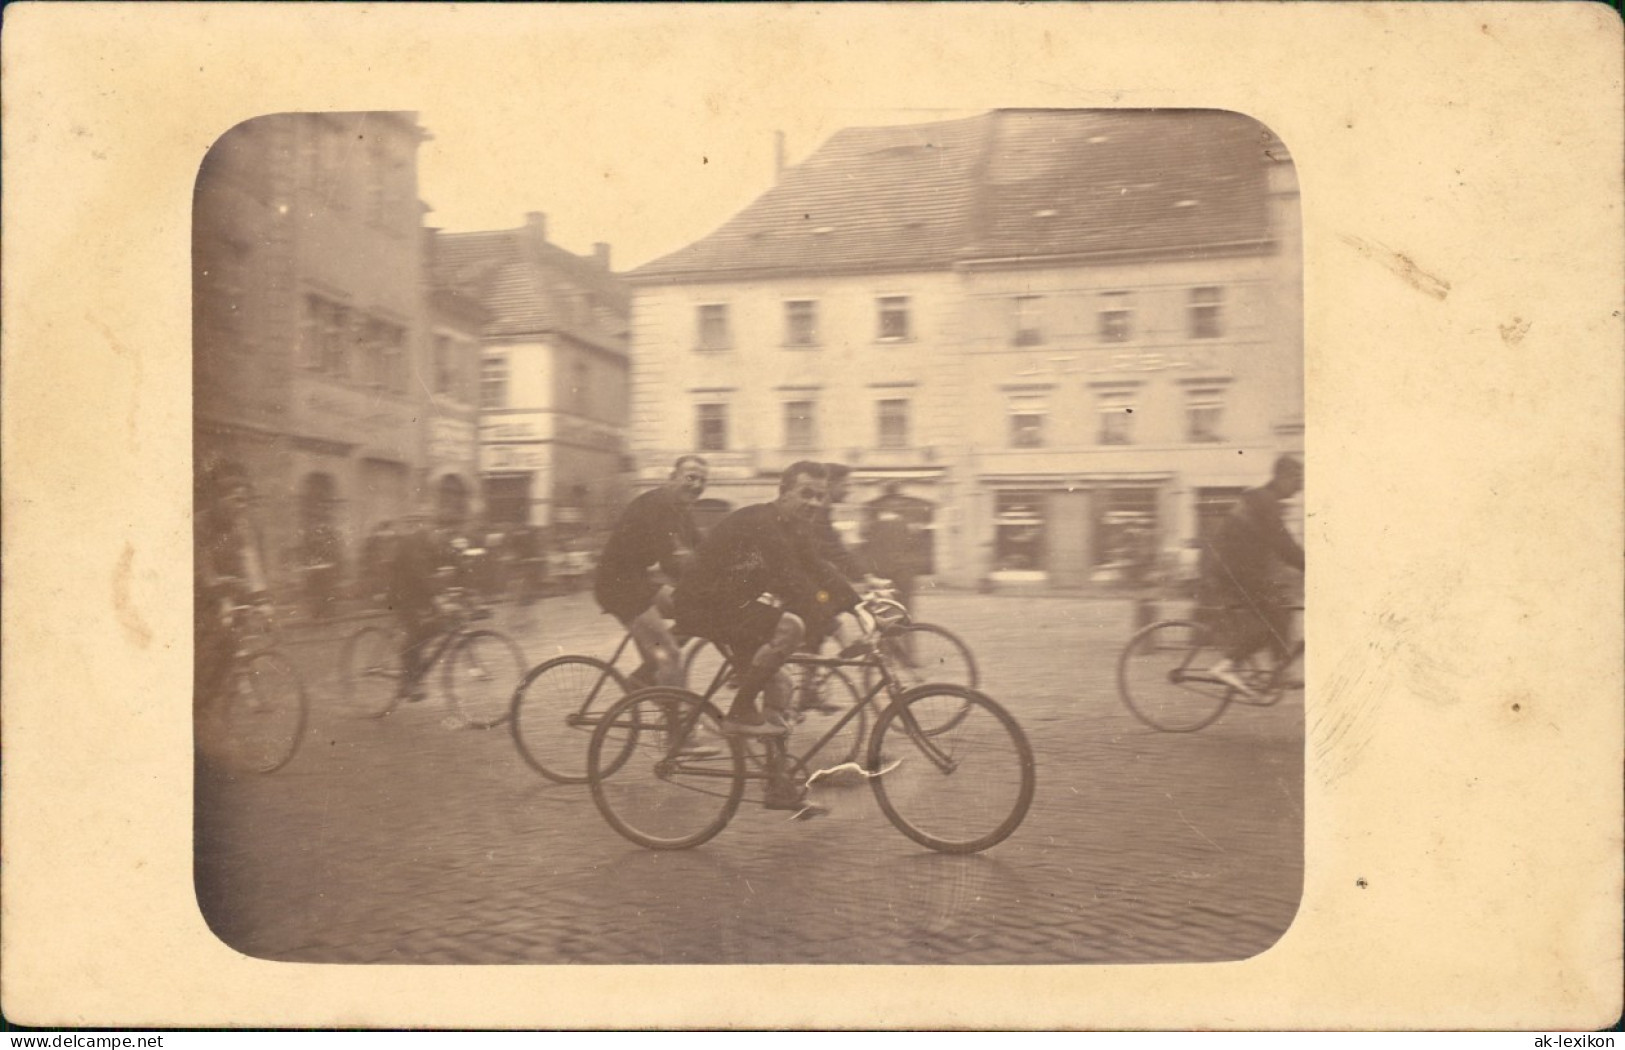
[594,486,698,621]
[673,502,859,639]
[387,528,443,615]
[1203,485,1304,599]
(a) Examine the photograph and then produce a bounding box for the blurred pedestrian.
[864,482,920,615]
[387,517,444,702]
[303,520,343,620]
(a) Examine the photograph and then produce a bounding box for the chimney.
[592,242,611,269]
[774,131,786,181]
[525,211,548,243]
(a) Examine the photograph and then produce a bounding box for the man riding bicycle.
[594,455,709,689]
[672,460,870,737]
[194,469,270,703]
[1201,454,1304,697]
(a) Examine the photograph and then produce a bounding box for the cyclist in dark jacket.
[1201,454,1304,696]
[593,455,708,688]
[673,461,861,735]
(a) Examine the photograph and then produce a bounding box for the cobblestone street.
[195,588,1303,965]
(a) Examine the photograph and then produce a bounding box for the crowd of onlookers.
[287,519,603,621]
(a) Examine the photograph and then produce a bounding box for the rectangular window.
[481,355,509,411]
[697,403,729,452]
[785,300,819,347]
[299,294,329,370]
[1098,292,1133,343]
[1186,387,1225,443]
[1012,295,1044,346]
[365,140,388,225]
[783,400,817,449]
[377,320,407,393]
[322,302,351,378]
[696,303,732,350]
[1094,488,1160,574]
[1097,388,1136,445]
[877,398,910,449]
[1008,394,1047,448]
[433,335,453,395]
[571,359,590,412]
[1188,286,1225,339]
[994,492,1047,573]
[877,296,912,341]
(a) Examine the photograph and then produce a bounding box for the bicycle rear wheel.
[341,625,405,719]
[444,629,526,728]
[222,650,309,774]
[682,639,734,697]
[868,622,978,735]
[510,655,628,783]
[867,685,1034,854]
[1117,619,1235,732]
[588,687,743,850]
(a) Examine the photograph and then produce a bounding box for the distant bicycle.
[201,602,309,774]
[1116,605,1304,732]
[586,597,1035,854]
[508,630,645,784]
[340,587,526,728]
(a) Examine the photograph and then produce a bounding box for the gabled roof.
[630,109,1276,283]
[431,227,631,348]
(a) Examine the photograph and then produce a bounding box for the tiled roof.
[431,228,630,347]
[630,109,1274,282]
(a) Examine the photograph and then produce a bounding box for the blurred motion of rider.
[1201,454,1304,697]
[194,470,270,700]
[593,455,709,689]
[673,461,864,738]
[387,517,444,702]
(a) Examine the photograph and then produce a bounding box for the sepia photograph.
[191,105,1305,965]
[4,1,1619,1030]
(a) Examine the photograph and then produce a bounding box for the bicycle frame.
[664,646,958,785]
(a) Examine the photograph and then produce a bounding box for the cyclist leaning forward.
[672,460,867,737]
[1201,453,1304,697]
[593,455,710,689]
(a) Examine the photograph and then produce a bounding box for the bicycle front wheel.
[510,655,628,783]
[444,629,526,728]
[341,625,405,719]
[1117,619,1232,732]
[222,650,309,774]
[588,687,743,850]
[868,685,1035,854]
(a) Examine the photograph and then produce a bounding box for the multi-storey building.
[626,108,1302,588]
[193,111,485,591]
[433,213,631,539]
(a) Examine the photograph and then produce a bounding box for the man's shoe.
[763,787,808,810]
[1207,661,1257,698]
[720,717,788,737]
